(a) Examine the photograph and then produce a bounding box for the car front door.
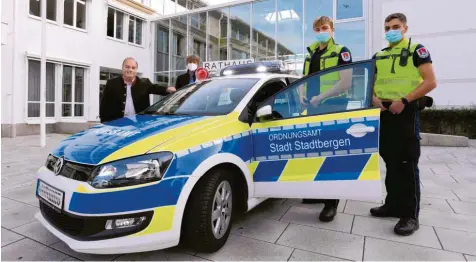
[249,60,382,202]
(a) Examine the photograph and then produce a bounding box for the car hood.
[51,114,216,165]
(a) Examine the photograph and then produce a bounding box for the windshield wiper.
[147,112,191,116]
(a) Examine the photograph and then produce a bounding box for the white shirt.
[124,83,136,117]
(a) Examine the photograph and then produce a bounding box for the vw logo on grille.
[53,157,64,175]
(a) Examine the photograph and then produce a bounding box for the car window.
[142,78,259,116]
[264,60,374,120]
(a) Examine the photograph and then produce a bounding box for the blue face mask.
[385,30,403,43]
[315,31,331,43]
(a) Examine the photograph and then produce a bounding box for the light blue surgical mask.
[315,31,331,43]
[385,29,403,43]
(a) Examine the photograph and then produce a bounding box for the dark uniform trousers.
[380,102,421,219]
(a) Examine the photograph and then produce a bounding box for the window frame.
[128,15,144,47]
[63,0,87,31]
[252,59,376,123]
[107,7,125,41]
[61,65,86,119]
[28,0,58,23]
[25,57,89,123]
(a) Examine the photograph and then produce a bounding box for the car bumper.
[35,211,179,254]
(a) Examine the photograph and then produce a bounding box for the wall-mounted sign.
[203,59,255,72]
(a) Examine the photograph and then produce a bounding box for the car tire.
[182,168,234,253]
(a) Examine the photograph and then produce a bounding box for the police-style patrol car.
[35,60,382,254]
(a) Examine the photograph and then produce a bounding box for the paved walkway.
[2,134,476,261]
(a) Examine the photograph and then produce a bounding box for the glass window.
[64,0,87,29]
[62,66,85,117]
[188,12,207,63]
[27,60,56,118]
[262,61,374,119]
[208,8,229,61]
[336,0,363,20]
[142,78,259,116]
[276,0,303,65]
[230,4,251,59]
[171,16,187,70]
[304,0,332,48]
[156,22,170,72]
[30,0,41,17]
[64,0,74,26]
[128,16,144,45]
[107,8,124,39]
[76,0,86,29]
[334,21,366,60]
[251,0,276,61]
[47,0,56,21]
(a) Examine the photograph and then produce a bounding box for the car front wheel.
[182,168,234,253]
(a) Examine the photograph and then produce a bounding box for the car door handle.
[346,124,375,138]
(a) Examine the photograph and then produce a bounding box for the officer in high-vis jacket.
[370,13,437,236]
[298,16,353,223]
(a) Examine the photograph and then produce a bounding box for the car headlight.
[88,152,173,189]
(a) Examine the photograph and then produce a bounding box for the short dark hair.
[385,13,407,24]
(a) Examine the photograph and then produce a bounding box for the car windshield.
[141,78,259,116]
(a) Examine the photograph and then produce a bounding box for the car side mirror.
[256,105,273,120]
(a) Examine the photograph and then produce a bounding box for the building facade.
[149,0,476,108]
[2,0,475,137]
[1,0,157,137]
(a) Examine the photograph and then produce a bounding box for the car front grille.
[39,202,153,241]
[46,155,95,182]
[40,202,86,236]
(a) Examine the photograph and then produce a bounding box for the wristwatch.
[401,97,409,105]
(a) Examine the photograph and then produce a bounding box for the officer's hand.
[389,100,405,114]
[310,95,323,107]
[372,96,386,111]
[299,96,308,106]
[167,86,176,93]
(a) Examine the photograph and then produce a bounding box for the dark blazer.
[175,70,196,90]
[99,76,169,123]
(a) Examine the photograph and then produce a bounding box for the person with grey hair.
[99,57,176,123]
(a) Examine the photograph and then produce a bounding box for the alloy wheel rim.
[211,180,232,239]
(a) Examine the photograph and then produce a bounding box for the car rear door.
[248,60,382,202]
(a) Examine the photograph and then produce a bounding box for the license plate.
[37,180,64,211]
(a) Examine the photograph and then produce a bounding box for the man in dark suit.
[99,57,176,123]
[174,55,200,90]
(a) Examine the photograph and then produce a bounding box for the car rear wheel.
[182,168,234,253]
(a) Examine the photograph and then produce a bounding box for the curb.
[420,133,469,147]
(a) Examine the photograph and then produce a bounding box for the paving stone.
[2,182,40,207]
[435,228,476,256]
[196,234,293,261]
[1,173,37,189]
[343,201,398,222]
[419,209,476,233]
[244,199,291,221]
[1,198,39,229]
[466,255,476,261]
[61,256,81,261]
[453,189,476,203]
[1,239,69,261]
[420,197,454,213]
[289,249,349,261]
[116,248,206,261]
[447,200,476,216]
[1,228,25,247]
[50,241,121,261]
[421,188,460,200]
[276,224,364,261]
[231,216,289,243]
[351,216,441,249]
[13,221,61,246]
[280,206,354,233]
[364,237,465,261]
